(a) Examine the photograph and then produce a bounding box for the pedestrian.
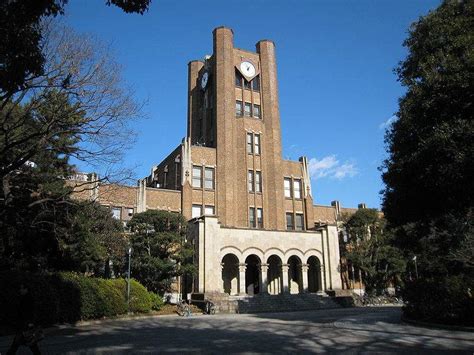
[6,284,43,355]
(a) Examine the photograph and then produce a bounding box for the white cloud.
[379,115,398,130]
[308,155,358,180]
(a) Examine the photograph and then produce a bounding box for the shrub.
[149,292,164,311]
[112,278,152,313]
[403,275,474,326]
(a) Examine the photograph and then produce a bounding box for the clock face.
[201,72,209,89]
[240,61,256,78]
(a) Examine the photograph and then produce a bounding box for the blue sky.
[64,0,440,209]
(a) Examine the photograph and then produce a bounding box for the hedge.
[0,271,163,329]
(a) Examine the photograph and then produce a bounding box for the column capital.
[300,263,309,272]
[281,263,289,272]
[238,263,247,273]
[259,263,269,272]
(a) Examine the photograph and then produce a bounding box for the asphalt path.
[1,306,473,354]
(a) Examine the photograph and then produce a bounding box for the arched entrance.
[307,256,322,293]
[245,255,260,295]
[288,256,302,294]
[221,254,239,295]
[267,255,282,295]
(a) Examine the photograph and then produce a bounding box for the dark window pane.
[252,75,260,91]
[257,208,263,228]
[249,207,256,228]
[295,214,304,230]
[244,79,251,89]
[286,213,294,230]
[236,100,243,116]
[254,134,261,154]
[253,104,261,118]
[244,102,251,117]
[235,69,242,87]
[247,133,253,154]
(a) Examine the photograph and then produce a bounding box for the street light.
[127,247,132,313]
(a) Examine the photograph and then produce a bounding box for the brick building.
[74,27,368,301]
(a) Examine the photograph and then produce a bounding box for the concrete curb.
[401,315,474,332]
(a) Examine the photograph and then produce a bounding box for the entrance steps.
[193,292,341,314]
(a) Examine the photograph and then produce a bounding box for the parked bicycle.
[205,300,216,315]
[177,300,192,317]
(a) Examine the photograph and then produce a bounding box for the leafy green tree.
[382,0,473,275]
[381,0,474,323]
[127,210,195,294]
[342,209,406,295]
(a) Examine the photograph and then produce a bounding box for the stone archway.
[221,254,239,295]
[288,255,302,294]
[267,255,282,295]
[245,255,261,295]
[308,256,322,293]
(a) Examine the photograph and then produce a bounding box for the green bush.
[112,278,152,313]
[403,275,474,326]
[0,271,161,330]
[149,292,164,311]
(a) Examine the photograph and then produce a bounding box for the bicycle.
[205,300,216,315]
[177,300,192,317]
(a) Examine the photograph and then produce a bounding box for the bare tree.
[0,20,141,190]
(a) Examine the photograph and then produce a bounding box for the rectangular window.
[293,179,302,199]
[253,104,261,118]
[254,134,261,154]
[235,70,242,87]
[257,208,263,228]
[286,213,294,230]
[284,178,292,198]
[112,207,121,220]
[192,205,202,218]
[295,214,304,231]
[255,171,262,193]
[247,133,253,154]
[244,79,251,90]
[248,170,254,192]
[249,207,256,228]
[204,205,215,215]
[244,102,252,117]
[252,75,260,91]
[192,166,202,188]
[126,208,134,217]
[235,100,243,116]
[204,167,214,189]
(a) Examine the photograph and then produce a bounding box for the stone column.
[238,263,247,295]
[320,264,326,291]
[259,263,269,294]
[281,264,290,293]
[301,264,309,293]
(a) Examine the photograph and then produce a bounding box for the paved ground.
[1,307,473,354]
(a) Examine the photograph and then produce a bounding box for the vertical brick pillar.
[187,60,204,143]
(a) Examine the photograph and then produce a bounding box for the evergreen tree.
[381,0,474,323]
[127,210,195,294]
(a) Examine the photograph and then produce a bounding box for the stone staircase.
[193,292,341,314]
[232,293,341,314]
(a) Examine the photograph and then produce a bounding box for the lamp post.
[413,255,418,279]
[127,247,132,313]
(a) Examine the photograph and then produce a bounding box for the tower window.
[257,208,263,228]
[293,179,302,199]
[295,213,304,231]
[284,178,292,198]
[235,69,243,87]
[112,207,121,220]
[252,75,260,91]
[255,171,262,193]
[249,207,256,228]
[286,213,294,230]
[254,134,261,154]
[244,102,252,117]
[253,104,261,118]
[204,167,215,189]
[204,205,215,215]
[244,78,251,90]
[192,166,202,188]
[248,170,254,192]
[235,100,243,116]
[192,204,202,218]
[247,133,253,154]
